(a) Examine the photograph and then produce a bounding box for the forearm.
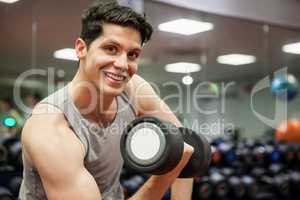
[129,143,193,200]
[129,172,178,200]
[171,178,193,200]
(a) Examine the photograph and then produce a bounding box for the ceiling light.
[53,48,78,61]
[0,0,20,3]
[182,75,193,85]
[217,54,256,66]
[158,18,214,35]
[282,42,300,54]
[165,62,201,73]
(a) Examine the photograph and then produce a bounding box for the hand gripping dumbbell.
[120,116,211,178]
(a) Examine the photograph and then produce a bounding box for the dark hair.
[80,0,153,48]
[2,97,13,108]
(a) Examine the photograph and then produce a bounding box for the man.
[19,1,194,200]
[0,98,24,135]
[23,93,42,119]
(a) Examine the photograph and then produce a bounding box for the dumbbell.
[209,172,229,199]
[265,144,282,164]
[210,146,222,166]
[0,145,7,165]
[0,135,22,170]
[193,176,212,199]
[252,145,267,166]
[193,172,229,200]
[277,144,293,165]
[252,166,289,198]
[268,163,284,176]
[122,175,145,197]
[289,145,300,167]
[228,176,245,199]
[8,176,22,196]
[218,167,246,199]
[241,175,258,199]
[0,187,14,200]
[261,174,290,198]
[120,116,211,178]
[0,135,9,165]
[211,139,239,167]
[273,174,290,198]
[220,167,235,178]
[289,171,300,198]
[251,167,266,179]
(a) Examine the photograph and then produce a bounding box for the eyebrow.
[104,39,142,52]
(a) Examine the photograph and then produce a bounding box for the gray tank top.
[19,84,137,200]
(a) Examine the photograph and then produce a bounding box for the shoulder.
[22,103,85,167]
[24,103,66,135]
[125,74,161,116]
[125,74,158,97]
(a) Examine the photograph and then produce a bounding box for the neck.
[69,69,116,122]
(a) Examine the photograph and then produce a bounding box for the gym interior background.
[1,0,300,199]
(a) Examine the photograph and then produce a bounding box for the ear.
[75,38,87,59]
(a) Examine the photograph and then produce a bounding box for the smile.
[104,71,126,82]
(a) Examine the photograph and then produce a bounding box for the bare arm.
[21,104,101,200]
[129,143,193,200]
[126,75,193,200]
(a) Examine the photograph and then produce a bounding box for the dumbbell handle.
[178,127,211,178]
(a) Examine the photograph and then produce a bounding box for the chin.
[101,84,125,96]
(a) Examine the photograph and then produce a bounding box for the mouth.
[103,71,127,83]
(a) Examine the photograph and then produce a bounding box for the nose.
[114,53,128,71]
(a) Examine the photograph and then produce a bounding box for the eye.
[128,51,140,61]
[104,45,118,54]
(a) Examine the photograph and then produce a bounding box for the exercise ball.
[271,74,299,101]
[275,119,300,142]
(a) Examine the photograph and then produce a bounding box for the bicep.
[41,167,101,200]
[22,114,101,200]
[35,148,100,200]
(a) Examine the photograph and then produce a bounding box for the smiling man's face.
[76,23,142,96]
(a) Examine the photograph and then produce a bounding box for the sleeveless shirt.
[19,84,137,200]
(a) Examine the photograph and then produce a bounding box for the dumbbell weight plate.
[0,187,14,200]
[0,145,8,163]
[125,122,167,166]
[121,116,184,175]
[9,176,23,196]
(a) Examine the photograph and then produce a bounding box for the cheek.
[128,64,138,77]
[93,54,113,69]
[85,55,98,72]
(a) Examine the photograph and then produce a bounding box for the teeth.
[105,72,125,81]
